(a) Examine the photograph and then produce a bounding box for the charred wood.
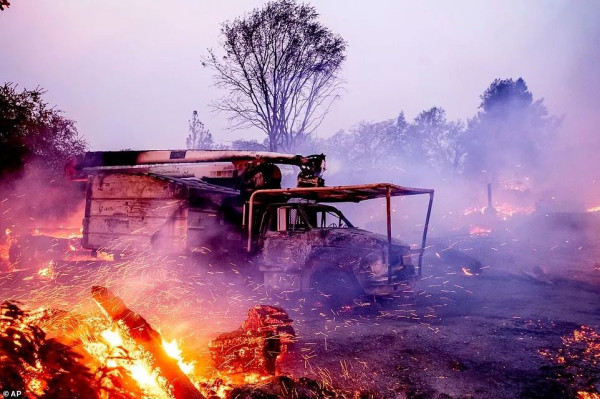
[91,286,205,399]
[210,305,295,376]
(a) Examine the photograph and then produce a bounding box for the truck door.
[261,206,311,271]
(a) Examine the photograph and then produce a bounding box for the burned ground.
[1,224,600,398]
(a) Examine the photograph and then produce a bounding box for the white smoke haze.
[2,3,600,397]
[0,165,85,233]
[1,2,598,149]
[306,68,600,283]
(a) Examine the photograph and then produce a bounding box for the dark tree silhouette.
[0,83,87,178]
[204,0,346,152]
[462,77,559,180]
[480,78,533,114]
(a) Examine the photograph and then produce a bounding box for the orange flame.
[162,338,196,375]
[37,262,55,279]
[83,326,171,398]
[469,226,492,235]
[578,392,600,399]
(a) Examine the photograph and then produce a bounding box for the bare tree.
[185,110,213,149]
[204,0,346,152]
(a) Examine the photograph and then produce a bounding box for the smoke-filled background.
[2,1,600,398]
[2,0,599,218]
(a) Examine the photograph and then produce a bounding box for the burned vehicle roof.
[248,183,434,204]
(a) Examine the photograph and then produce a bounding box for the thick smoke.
[301,76,600,280]
[0,165,85,236]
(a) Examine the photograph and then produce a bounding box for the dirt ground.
[274,232,600,398]
[282,267,600,398]
[1,225,600,399]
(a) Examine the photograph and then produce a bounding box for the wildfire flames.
[0,219,310,398]
[0,241,377,399]
[0,289,302,399]
[4,173,599,398]
[463,203,535,219]
[468,225,492,235]
[0,226,113,274]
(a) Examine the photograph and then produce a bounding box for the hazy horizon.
[1,0,599,157]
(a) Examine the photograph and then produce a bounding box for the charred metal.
[67,150,434,299]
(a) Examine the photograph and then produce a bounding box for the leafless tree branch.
[202,0,346,152]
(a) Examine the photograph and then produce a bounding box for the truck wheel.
[311,270,362,308]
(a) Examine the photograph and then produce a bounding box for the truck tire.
[310,270,362,308]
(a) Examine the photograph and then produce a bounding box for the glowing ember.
[31,227,83,239]
[82,322,180,398]
[37,261,55,279]
[587,206,600,213]
[101,328,123,347]
[461,267,474,276]
[91,286,205,398]
[578,392,600,399]
[469,225,492,235]
[129,363,166,394]
[0,228,15,268]
[243,373,269,384]
[463,203,534,218]
[494,203,535,217]
[463,206,486,216]
[541,325,600,397]
[210,305,296,377]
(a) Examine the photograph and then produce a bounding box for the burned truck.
[67,150,434,296]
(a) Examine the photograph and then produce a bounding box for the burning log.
[91,286,205,399]
[210,305,295,376]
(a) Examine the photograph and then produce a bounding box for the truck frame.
[67,150,434,297]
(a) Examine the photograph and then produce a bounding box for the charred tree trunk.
[91,286,204,399]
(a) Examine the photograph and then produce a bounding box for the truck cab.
[256,202,414,296]
[245,184,434,296]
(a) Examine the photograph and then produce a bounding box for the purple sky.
[1,1,599,154]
